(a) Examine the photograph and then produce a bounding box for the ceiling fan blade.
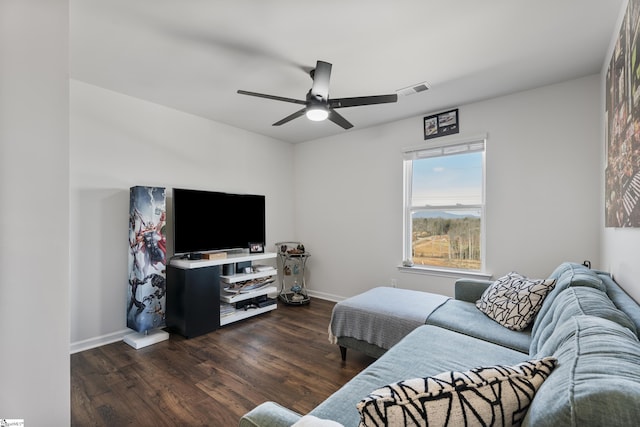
[237,90,306,105]
[310,60,332,100]
[329,94,398,109]
[273,108,307,126]
[328,109,354,129]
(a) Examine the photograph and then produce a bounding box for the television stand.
[166,252,277,338]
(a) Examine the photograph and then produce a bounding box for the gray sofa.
[240,262,640,426]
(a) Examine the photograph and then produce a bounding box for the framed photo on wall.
[424,108,459,140]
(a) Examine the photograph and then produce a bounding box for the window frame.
[402,134,488,276]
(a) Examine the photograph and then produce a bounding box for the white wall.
[70,80,295,348]
[602,231,640,301]
[294,75,602,300]
[0,0,70,424]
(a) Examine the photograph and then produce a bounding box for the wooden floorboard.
[71,298,374,426]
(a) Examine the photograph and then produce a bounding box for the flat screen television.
[172,188,265,255]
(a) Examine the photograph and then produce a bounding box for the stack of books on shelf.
[220,302,236,318]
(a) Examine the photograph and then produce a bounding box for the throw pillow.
[476,272,556,331]
[357,357,557,427]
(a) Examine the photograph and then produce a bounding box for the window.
[403,135,486,272]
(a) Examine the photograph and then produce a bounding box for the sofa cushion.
[426,299,531,353]
[598,271,640,333]
[545,263,605,293]
[357,357,556,427]
[476,272,556,331]
[529,286,637,355]
[547,262,583,280]
[525,316,640,427]
[547,262,601,283]
[454,278,493,303]
[531,263,606,338]
[329,287,450,351]
[309,325,527,427]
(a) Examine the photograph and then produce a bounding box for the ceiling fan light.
[306,106,329,121]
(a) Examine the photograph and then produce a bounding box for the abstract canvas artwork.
[127,186,167,333]
[605,0,640,227]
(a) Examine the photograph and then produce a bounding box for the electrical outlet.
[391,279,397,288]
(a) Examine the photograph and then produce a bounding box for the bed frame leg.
[339,345,347,361]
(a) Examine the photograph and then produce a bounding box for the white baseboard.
[70,329,131,354]
[307,289,346,302]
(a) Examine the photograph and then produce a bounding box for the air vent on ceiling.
[396,82,430,97]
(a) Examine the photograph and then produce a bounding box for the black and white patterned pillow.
[476,272,556,331]
[357,357,557,427]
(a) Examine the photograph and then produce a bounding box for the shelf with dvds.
[219,267,278,326]
[220,285,277,326]
[166,251,277,338]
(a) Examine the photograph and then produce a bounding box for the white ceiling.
[70,0,624,143]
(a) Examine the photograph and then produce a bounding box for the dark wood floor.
[71,298,374,426]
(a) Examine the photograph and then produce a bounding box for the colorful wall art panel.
[605,0,640,227]
[128,186,167,332]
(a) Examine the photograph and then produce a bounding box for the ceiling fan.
[237,60,398,129]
